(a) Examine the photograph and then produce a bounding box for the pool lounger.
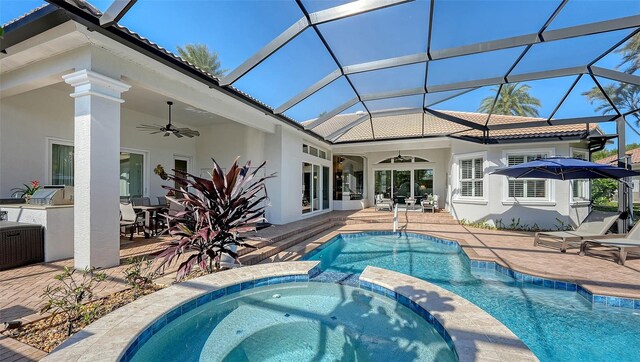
[580,222,640,265]
[533,210,619,252]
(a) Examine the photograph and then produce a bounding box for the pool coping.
[300,230,640,310]
[42,262,535,362]
[360,266,536,362]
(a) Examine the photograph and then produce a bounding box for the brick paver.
[2,209,640,361]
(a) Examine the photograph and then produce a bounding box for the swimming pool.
[130,282,456,362]
[304,232,640,362]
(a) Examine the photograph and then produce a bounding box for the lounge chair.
[580,222,640,265]
[533,210,619,252]
[375,194,393,212]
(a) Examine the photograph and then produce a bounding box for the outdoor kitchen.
[0,185,74,268]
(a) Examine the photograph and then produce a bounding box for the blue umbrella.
[491,157,640,180]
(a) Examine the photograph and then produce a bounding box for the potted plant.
[153,164,168,180]
[11,180,41,201]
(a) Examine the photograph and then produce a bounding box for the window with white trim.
[507,153,548,198]
[571,149,589,201]
[460,157,483,198]
[49,142,146,197]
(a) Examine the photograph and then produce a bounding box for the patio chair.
[421,195,439,213]
[375,194,393,212]
[120,203,144,241]
[580,222,640,265]
[533,210,619,252]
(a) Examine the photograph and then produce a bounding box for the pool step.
[237,219,334,257]
[239,222,338,265]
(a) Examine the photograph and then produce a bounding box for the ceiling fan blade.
[176,128,200,137]
[174,132,184,138]
[149,131,164,134]
[137,123,164,128]
[163,132,170,137]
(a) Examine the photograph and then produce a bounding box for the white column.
[63,70,130,269]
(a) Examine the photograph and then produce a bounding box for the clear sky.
[1,0,639,148]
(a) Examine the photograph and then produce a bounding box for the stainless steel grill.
[28,186,74,206]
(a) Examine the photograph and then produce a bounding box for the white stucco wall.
[448,139,591,229]
[0,84,197,198]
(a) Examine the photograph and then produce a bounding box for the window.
[460,157,483,198]
[572,149,589,202]
[51,143,74,186]
[507,153,548,199]
[120,152,145,198]
[50,142,146,197]
[302,143,328,160]
[334,156,364,200]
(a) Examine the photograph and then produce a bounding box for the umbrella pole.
[617,118,630,232]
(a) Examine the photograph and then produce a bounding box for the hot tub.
[130,282,456,362]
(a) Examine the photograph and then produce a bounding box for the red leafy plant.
[156,158,274,280]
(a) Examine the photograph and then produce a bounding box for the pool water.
[305,233,640,362]
[131,283,456,362]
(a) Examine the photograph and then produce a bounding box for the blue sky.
[1,0,639,148]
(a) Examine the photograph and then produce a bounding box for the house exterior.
[596,148,640,202]
[0,4,601,268]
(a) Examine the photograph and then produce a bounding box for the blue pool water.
[304,232,640,362]
[131,283,456,362]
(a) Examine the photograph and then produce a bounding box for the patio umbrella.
[491,157,640,180]
[492,156,640,227]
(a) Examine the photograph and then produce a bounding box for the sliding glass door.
[393,170,411,198]
[414,169,433,197]
[302,162,312,214]
[375,168,434,201]
[374,170,392,198]
[302,162,330,214]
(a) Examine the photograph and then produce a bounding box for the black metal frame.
[7,0,639,145]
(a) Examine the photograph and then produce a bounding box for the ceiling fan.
[394,151,411,162]
[137,101,200,138]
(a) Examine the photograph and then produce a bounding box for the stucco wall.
[0,84,591,230]
[0,84,197,199]
[448,139,590,229]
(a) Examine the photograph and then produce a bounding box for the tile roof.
[596,148,640,165]
[2,3,49,27]
[304,110,598,143]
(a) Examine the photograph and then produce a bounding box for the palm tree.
[176,43,227,78]
[583,83,640,123]
[616,33,640,74]
[582,33,640,124]
[478,83,541,117]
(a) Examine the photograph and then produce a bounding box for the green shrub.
[40,267,107,336]
[124,257,155,292]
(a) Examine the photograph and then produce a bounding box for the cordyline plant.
[156,158,274,280]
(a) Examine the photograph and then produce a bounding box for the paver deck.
[1,208,640,361]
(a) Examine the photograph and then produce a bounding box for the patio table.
[133,205,165,238]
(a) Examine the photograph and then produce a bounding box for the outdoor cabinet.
[0,221,44,270]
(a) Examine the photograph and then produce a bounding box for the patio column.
[63,70,130,269]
